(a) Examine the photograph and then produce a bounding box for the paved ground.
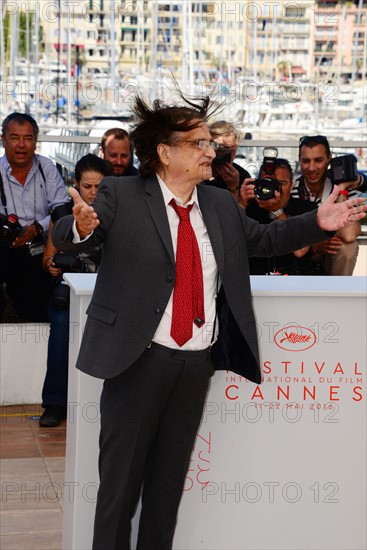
[0,405,65,550]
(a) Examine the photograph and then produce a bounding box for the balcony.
[314,31,337,39]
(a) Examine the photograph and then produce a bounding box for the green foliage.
[3,13,43,57]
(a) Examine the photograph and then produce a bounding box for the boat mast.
[110,0,117,102]
[182,0,194,95]
[66,15,72,125]
[0,1,7,86]
[351,0,363,83]
[150,0,158,103]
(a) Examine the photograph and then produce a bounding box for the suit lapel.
[197,185,224,279]
[143,177,225,276]
[144,176,175,264]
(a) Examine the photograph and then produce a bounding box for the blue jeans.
[41,300,69,408]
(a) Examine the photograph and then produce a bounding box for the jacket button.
[166,275,173,283]
[154,308,162,316]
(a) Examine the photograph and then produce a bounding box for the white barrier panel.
[62,275,367,550]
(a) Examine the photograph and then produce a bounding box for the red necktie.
[170,199,205,347]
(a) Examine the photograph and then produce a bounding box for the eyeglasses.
[181,139,220,151]
[299,135,328,146]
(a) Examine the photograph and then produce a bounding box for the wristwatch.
[33,221,44,236]
[269,209,284,220]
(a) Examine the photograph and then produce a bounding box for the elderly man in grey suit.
[52,94,367,550]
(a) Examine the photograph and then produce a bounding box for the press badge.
[28,241,45,256]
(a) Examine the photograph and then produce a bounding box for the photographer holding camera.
[0,112,70,321]
[292,135,367,275]
[241,154,319,275]
[204,121,251,203]
[39,154,110,427]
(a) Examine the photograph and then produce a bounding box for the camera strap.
[37,159,46,184]
[0,172,8,215]
[0,159,46,217]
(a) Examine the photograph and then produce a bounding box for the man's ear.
[99,146,104,159]
[157,143,171,166]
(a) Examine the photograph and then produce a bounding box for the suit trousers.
[92,342,214,550]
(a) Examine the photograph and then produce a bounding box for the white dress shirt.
[73,175,219,350]
[152,176,218,350]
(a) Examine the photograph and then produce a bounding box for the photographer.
[100,127,138,177]
[292,135,366,275]
[0,112,69,321]
[39,154,110,427]
[204,121,251,204]
[241,156,319,275]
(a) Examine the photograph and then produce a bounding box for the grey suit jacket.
[52,175,332,384]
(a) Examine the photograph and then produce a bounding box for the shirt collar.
[156,173,200,211]
[3,154,37,180]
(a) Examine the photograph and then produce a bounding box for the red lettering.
[333,362,344,374]
[303,386,316,400]
[225,385,238,400]
[329,386,340,401]
[315,361,325,374]
[277,386,290,400]
[281,361,291,374]
[352,386,363,402]
[354,363,362,375]
[251,386,264,400]
[263,361,271,374]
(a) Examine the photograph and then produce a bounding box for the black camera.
[50,201,73,223]
[213,146,232,166]
[253,147,280,201]
[53,252,85,273]
[0,212,23,246]
[330,154,358,184]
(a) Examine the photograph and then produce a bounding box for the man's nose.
[206,146,216,160]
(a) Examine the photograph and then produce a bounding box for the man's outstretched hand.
[69,187,100,239]
[317,186,367,231]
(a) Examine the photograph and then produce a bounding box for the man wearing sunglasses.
[293,135,367,275]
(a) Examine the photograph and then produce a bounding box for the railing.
[36,135,367,152]
[32,134,367,237]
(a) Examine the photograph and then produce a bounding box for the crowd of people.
[1,110,366,427]
[1,103,366,547]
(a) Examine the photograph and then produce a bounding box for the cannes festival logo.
[274,326,317,352]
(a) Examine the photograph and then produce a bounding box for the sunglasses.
[299,135,329,146]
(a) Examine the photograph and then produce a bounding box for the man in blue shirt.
[0,112,69,321]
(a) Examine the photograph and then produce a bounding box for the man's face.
[164,122,216,185]
[101,136,131,176]
[275,166,292,202]
[1,120,37,170]
[213,132,237,163]
[299,144,331,187]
